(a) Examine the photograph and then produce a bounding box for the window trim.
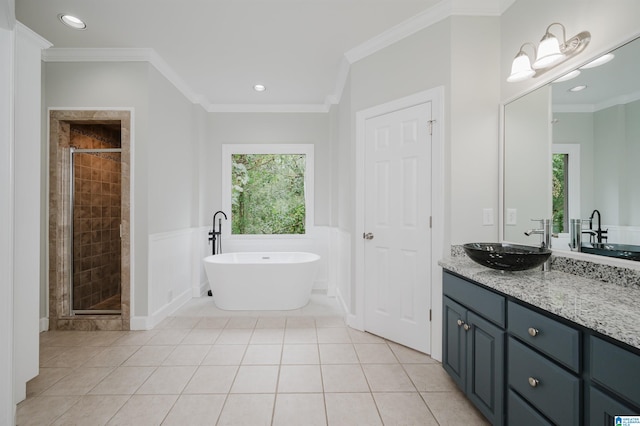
[221,144,314,239]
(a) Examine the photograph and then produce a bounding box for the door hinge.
[427,120,435,136]
[429,216,432,229]
[429,309,432,322]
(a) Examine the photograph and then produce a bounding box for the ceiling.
[552,35,640,111]
[15,0,455,110]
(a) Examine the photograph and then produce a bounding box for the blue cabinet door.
[468,310,505,426]
[443,296,466,391]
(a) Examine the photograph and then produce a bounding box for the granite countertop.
[439,256,640,351]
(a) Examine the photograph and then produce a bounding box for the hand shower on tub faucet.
[208,211,228,255]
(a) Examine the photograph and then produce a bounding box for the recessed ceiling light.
[554,69,581,83]
[580,53,615,69]
[253,84,266,92]
[58,14,87,30]
[569,85,587,92]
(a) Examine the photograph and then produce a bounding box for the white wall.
[13,22,49,404]
[202,112,332,228]
[44,61,151,316]
[44,61,203,321]
[450,16,501,245]
[553,112,595,219]
[147,66,200,234]
[503,85,552,244]
[0,12,15,426]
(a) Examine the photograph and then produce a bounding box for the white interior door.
[363,102,432,353]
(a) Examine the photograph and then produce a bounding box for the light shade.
[507,51,535,82]
[533,32,565,69]
[580,53,614,69]
[553,69,580,83]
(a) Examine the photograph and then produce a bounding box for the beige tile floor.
[18,294,489,425]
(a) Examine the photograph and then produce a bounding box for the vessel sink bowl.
[463,243,552,271]
[581,243,640,261]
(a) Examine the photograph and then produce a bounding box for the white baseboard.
[130,288,192,330]
[39,317,49,332]
[193,280,209,297]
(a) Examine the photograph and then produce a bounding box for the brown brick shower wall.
[71,125,122,311]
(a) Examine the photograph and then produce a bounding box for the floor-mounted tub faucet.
[209,210,228,255]
[524,218,553,271]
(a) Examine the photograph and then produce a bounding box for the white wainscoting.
[142,229,199,329]
[332,228,352,319]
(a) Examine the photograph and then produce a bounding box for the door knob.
[363,232,374,240]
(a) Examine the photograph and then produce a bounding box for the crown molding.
[554,90,640,114]
[1,0,15,30]
[16,22,52,49]
[344,0,506,65]
[39,0,511,112]
[43,47,201,105]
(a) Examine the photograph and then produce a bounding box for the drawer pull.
[528,327,539,337]
[463,323,471,331]
[528,377,540,388]
[457,319,464,327]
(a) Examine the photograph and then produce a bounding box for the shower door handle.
[363,232,374,240]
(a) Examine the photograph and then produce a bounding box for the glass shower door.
[70,148,122,314]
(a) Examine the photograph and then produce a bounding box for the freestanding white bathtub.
[203,252,320,310]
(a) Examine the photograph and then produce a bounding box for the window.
[222,144,314,236]
[552,144,580,234]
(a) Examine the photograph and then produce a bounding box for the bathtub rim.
[203,251,320,265]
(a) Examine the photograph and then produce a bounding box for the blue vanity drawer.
[443,272,505,327]
[590,337,640,407]
[508,389,553,426]
[508,301,581,373]
[508,337,580,426]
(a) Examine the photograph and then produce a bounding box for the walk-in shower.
[69,125,122,314]
[49,110,131,330]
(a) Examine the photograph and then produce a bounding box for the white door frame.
[351,87,445,356]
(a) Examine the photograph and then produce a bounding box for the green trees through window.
[552,153,568,234]
[231,154,306,234]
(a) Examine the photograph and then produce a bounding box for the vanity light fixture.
[58,14,87,30]
[507,22,590,82]
[253,84,266,92]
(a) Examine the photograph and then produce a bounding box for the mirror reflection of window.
[552,153,569,234]
[551,144,580,242]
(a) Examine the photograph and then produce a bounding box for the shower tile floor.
[18,294,489,425]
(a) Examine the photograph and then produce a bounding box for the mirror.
[503,36,640,259]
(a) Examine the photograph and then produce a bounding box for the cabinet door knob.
[528,327,539,337]
[528,377,540,387]
[463,324,471,331]
[457,319,464,327]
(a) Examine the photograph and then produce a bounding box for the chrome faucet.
[524,219,552,271]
